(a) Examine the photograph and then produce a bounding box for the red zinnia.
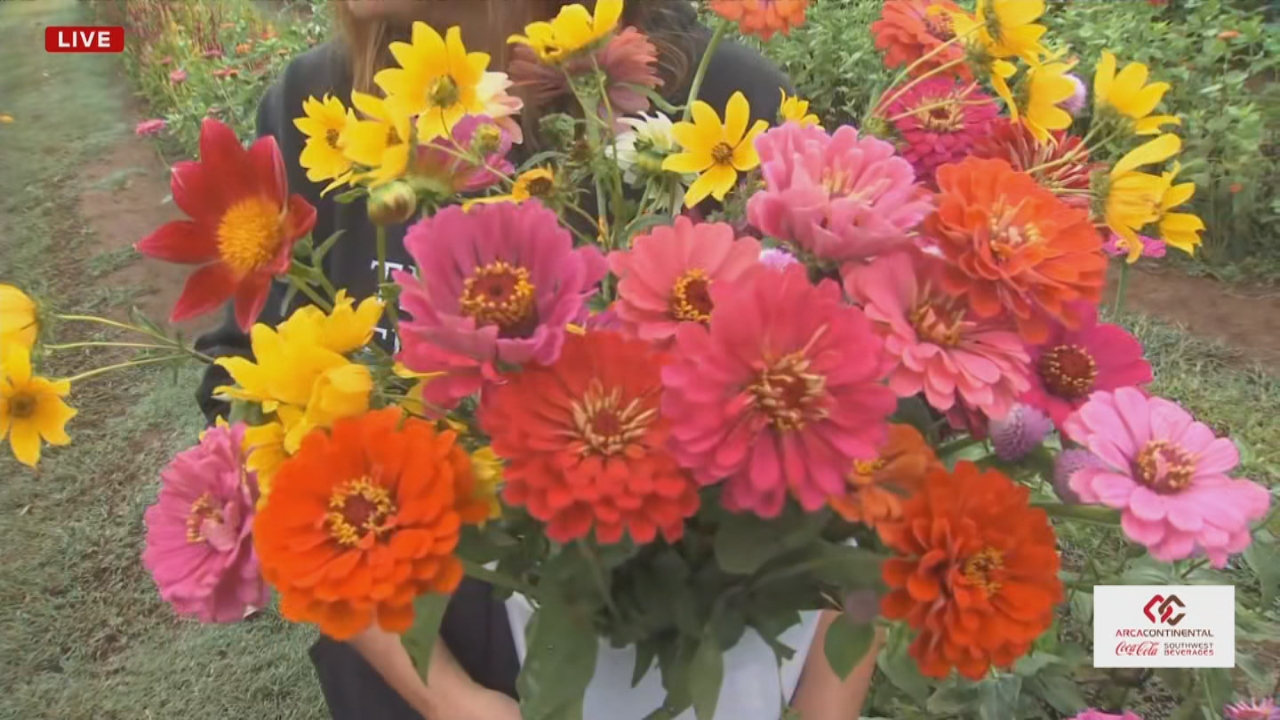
[136,118,316,330]
[479,332,699,545]
[926,157,1106,344]
[880,461,1063,680]
[971,119,1100,210]
[871,0,971,80]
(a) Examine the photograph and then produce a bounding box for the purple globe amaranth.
[989,403,1053,460]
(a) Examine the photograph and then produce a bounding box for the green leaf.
[632,638,657,689]
[1243,535,1280,606]
[312,229,346,263]
[977,675,1022,720]
[713,505,827,576]
[823,616,874,681]
[926,682,980,714]
[1012,652,1060,677]
[748,608,801,662]
[1169,698,1199,720]
[1236,651,1271,688]
[689,631,725,720]
[1199,667,1233,713]
[877,624,933,703]
[808,543,884,593]
[1027,674,1087,715]
[516,599,599,720]
[401,594,450,680]
[333,188,365,204]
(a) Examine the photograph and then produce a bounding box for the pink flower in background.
[1023,302,1152,427]
[843,250,1031,420]
[989,403,1053,460]
[748,123,933,264]
[609,217,761,349]
[882,76,999,181]
[510,27,662,126]
[1064,387,1272,567]
[1225,698,1280,720]
[1054,448,1104,504]
[135,118,167,137]
[157,55,173,66]
[1064,73,1088,116]
[142,422,265,624]
[169,69,187,84]
[1103,231,1167,259]
[1070,712,1143,720]
[211,68,239,79]
[758,247,799,270]
[202,48,223,59]
[413,115,515,193]
[662,264,897,518]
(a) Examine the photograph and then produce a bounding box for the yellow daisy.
[342,91,413,187]
[1016,57,1076,142]
[779,90,821,128]
[1104,133,1181,262]
[463,168,559,210]
[509,0,624,63]
[376,23,492,142]
[294,94,356,194]
[1155,162,1204,255]
[977,0,1048,62]
[278,290,384,356]
[1093,52,1181,136]
[0,284,38,357]
[0,346,76,467]
[664,91,769,208]
[243,420,288,506]
[469,446,504,523]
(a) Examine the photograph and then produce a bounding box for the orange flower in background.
[871,0,971,79]
[709,0,810,40]
[927,157,1106,344]
[879,461,1063,680]
[830,424,940,530]
[254,408,490,640]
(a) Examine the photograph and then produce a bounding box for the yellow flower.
[974,0,1048,62]
[1015,57,1076,142]
[463,168,558,210]
[664,91,769,208]
[243,420,287,505]
[393,362,449,418]
[1104,133,1181,263]
[278,290,384,355]
[0,113,13,124]
[779,90,821,128]
[375,23,494,142]
[1093,52,1181,136]
[1154,162,1204,256]
[342,91,413,187]
[509,0,623,63]
[294,94,356,194]
[0,346,75,467]
[1,284,39,357]
[469,446,504,522]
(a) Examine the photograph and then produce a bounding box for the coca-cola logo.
[1143,594,1186,626]
[1115,640,1160,657]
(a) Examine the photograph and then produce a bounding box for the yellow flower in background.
[664,91,769,208]
[278,290,384,356]
[976,0,1047,62]
[1093,52,1181,136]
[1155,163,1204,255]
[243,420,287,504]
[294,94,355,194]
[469,446,505,522]
[1104,134,1181,262]
[1016,57,1076,142]
[509,0,623,63]
[463,168,559,210]
[342,91,413,187]
[1,284,39,357]
[779,90,821,128]
[0,346,75,467]
[376,23,491,142]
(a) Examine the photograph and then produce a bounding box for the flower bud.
[367,181,418,226]
[989,403,1053,461]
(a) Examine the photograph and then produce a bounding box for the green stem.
[62,354,187,384]
[1112,260,1130,316]
[578,541,619,618]
[52,314,216,363]
[288,274,333,313]
[45,341,173,352]
[460,559,536,597]
[375,224,400,330]
[683,22,728,121]
[1179,558,1209,579]
[1033,502,1122,526]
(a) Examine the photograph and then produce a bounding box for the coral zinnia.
[883,76,998,182]
[871,0,970,79]
[709,0,809,40]
[136,119,316,330]
[142,422,266,623]
[480,332,699,545]
[664,91,769,207]
[880,461,1063,680]
[970,118,1096,210]
[0,346,75,467]
[1022,302,1152,427]
[927,157,1106,344]
[662,264,897,518]
[0,283,38,356]
[1063,387,1272,567]
[608,217,762,349]
[748,123,933,264]
[844,250,1031,419]
[510,27,662,125]
[255,408,490,640]
[829,423,940,530]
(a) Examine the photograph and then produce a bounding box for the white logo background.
[1093,585,1235,668]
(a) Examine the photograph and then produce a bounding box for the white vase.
[506,595,821,720]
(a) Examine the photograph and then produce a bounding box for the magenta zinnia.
[747,123,933,264]
[1225,699,1280,720]
[142,422,266,623]
[662,264,897,518]
[883,77,999,182]
[412,114,515,193]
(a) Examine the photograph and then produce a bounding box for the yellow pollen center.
[324,128,340,148]
[428,76,460,108]
[7,393,36,420]
[670,268,714,323]
[710,142,735,165]
[1038,344,1098,399]
[459,261,539,338]
[962,547,1004,597]
[325,476,397,548]
[216,196,283,276]
[988,203,1042,261]
[852,458,886,479]
[185,492,225,543]
[1135,440,1195,494]
[749,351,828,431]
[910,300,963,346]
[570,379,656,456]
[917,98,964,132]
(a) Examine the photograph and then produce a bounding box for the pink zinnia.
[1225,698,1280,720]
[142,422,266,623]
[1064,387,1272,567]
[882,76,999,182]
[413,115,515,193]
[662,264,897,518]
[609,217,761,349]
[1103,231,1167,260]
[1023,302,1152,427]
[1070,712,1143,720]
[843,250,1031,419]
[747,123,933,264]
[169,69,187,84]
[135,118,167,137]
[510,27,662,126]
[395,201,605,372]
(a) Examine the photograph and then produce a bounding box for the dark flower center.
[670,269,713,323]
[325,128,340,149]
[571,379,656,456]
[525,176,554,197]
[8,393,36,419]
[326,476,397,548]
[459,261,539,339]
[962,547,1005,597]
[1134,440,1195,494]
[710,142,735,165]
[910,300,963,346]
[750,350,827,431]
[1039,344,1097,399]
[428,76,460,109]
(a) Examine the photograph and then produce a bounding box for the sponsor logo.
[1094,585,1234,668]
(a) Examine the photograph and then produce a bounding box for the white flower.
[612,111,677,183]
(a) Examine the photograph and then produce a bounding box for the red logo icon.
[45,26,124,53]
[1143,594,1186,626]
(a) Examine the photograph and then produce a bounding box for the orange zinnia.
[871,0,971,79]
[879,461,1063,680]
[254,408,490,640]
[829,424,940,530]
[927,157,1106,344]
[709,0,809,40]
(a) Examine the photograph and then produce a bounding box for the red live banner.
[45,26,125,53]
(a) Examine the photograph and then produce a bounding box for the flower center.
[216,196,283,276]
[570,379,656,457]
[962,547,1004,597]
[1038,344,1097,399]
[7,393,36,420]
[1134,440,1195,494]
[471,125,502,155]
[910,300,963,346]
[670,268,714,323]
[924,8,955,39]
[326,475,397,548]
[524,176,554,198]
[325,128,340,149]
[917,98,963,132]
[988,204,1042,261]
[427,75,460,109]
[459,261,539,338]
[185,492,225,543]
[385,124,404,147]
[750,351,827,431]
[710,142,735,165]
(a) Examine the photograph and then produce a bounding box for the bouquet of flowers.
[4,1,1277,718]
